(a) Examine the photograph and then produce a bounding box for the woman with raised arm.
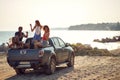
[30,20,42,43]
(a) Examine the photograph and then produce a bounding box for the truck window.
[58,38,65,47]
[52,38,60,48]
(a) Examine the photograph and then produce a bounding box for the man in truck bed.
[7,26,28,48]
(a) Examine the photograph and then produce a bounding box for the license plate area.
[20,62,30,64]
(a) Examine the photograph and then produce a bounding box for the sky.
[0,0,120,31]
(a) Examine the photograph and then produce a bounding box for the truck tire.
[67,54,74,67]
[15,68,25,75]
[45,58,56,75]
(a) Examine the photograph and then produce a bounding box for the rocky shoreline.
[94,36,120,43]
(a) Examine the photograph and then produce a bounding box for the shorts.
[33,33,41,41]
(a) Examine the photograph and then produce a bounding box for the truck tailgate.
[8,49,41,61]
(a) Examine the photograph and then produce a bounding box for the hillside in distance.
[68,22,120,30]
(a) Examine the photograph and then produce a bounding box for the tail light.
[39,50,44,57]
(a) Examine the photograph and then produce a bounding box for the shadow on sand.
[5,66,74,80]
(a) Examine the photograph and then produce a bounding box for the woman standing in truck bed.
[34,25,50,48]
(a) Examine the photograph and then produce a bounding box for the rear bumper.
[7,53,52,69]
[7,59,44,69]
[16,64,31,68]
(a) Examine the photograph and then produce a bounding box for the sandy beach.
[0,54,120,80]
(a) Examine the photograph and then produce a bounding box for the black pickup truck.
[7,37,75,75]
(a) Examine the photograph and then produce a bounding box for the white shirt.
[35,26,41,35]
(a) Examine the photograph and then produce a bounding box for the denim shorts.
[33,33,41,41]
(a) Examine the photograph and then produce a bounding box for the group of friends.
[7,20,50,49]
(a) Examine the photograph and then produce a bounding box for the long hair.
[43,25,50,32]
[35,20,40,26]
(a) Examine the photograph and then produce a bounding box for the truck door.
[52,38,63,63]
[52,38,68,63]
[57,38,69,62]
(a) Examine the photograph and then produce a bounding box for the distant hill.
[68,22,120,30]
[51,28,68,30]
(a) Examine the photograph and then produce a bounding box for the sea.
[0,30,120,50]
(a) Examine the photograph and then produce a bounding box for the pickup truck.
[7,37,75,75]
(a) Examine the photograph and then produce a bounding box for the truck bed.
[8,49,41,61]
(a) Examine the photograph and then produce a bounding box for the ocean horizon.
[0,30,120,50]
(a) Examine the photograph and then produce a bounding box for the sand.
[0,55,120,80]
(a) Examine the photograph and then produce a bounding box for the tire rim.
[71,55,74,65]
[51,59,56,73]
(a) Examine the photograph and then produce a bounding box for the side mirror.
[65,43,70,47]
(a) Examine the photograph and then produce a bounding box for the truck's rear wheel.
[67,54,74,67]
[15,68,25,75]
[45,58,56,75]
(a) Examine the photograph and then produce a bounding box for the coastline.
[0,30,120,51]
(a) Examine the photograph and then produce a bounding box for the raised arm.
[30,24,36,32]
[23,32,28,38]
